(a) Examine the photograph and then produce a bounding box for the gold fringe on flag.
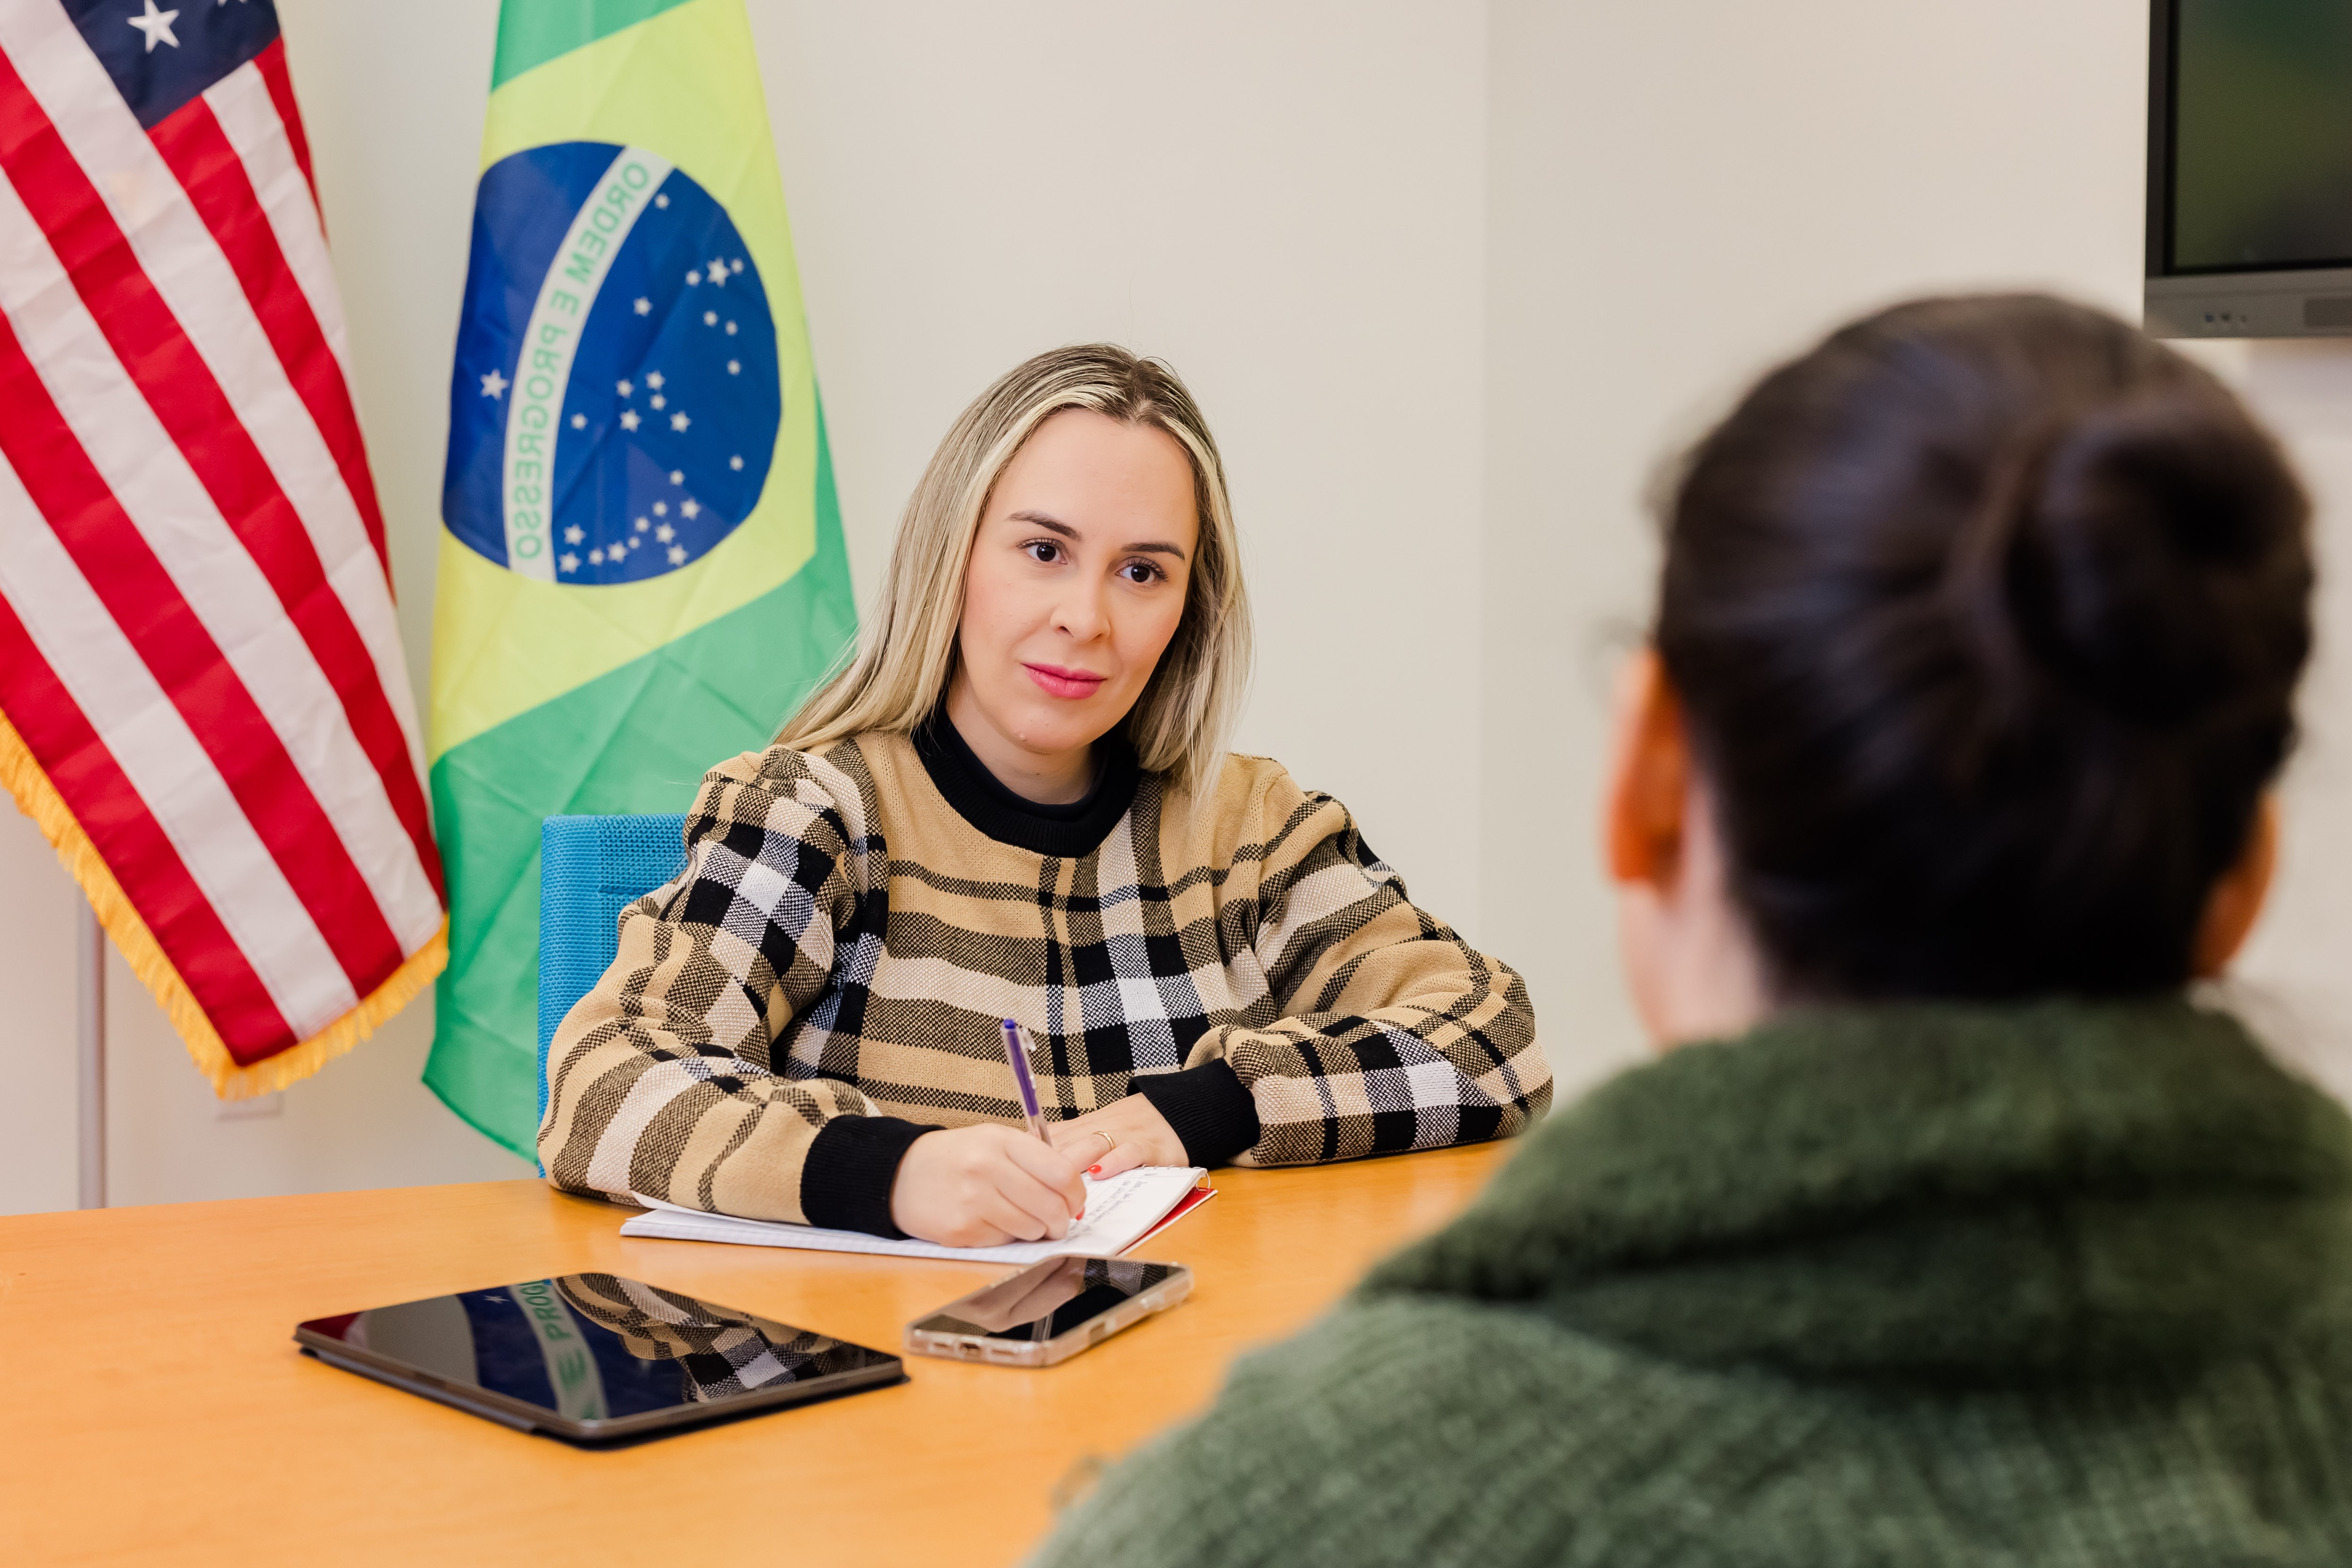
[0,707,445,1098]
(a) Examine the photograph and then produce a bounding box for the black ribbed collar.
[911,710,1141,858]
[1365,999,2352,1384]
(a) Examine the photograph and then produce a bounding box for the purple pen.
[1001,1019,1050,1142]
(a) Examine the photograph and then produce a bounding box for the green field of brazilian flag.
[428,0,853,1154]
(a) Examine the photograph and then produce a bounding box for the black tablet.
[296,1273,904,1443]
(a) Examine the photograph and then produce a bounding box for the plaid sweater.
[540,722,1547,1233]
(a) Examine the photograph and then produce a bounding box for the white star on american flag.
[559,552,580,573]
[619,409,640,431]
[634,516,650,532]
[646,372,664,389]
[680,498,700,519]
[670,412,690,431]
[656,523,676,543]
[563,525,584,545]
[616,379,633,396]
[668,544,688,565]
[478,368,507,398]
[127,0,179,51]
[634,297,651,315]
[706,257,729,286]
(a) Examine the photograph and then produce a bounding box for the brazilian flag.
[427,0,854,1155]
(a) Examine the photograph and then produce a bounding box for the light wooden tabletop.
[0,1143,1507,1567]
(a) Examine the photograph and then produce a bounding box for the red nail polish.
[1088,1164,1102,1175]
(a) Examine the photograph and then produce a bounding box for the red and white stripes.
[0,4,441,1078]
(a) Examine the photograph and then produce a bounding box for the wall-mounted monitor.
[2147,0,2352,338]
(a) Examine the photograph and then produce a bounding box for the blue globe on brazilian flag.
[428,0,853,1155]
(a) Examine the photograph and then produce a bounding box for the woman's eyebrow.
[1009,509,1079,539]
[1009,509,1188,560]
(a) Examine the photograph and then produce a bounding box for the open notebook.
[618,1164,1215,1265]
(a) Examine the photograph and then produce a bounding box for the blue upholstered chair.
[536,814,688,1134]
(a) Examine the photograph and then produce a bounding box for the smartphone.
[906,1256,1192,1368]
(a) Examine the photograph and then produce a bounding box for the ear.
[1604,648,1692,888]
[2191,795,2279,979]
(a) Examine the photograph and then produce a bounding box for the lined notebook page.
[618,1164,1210,1265]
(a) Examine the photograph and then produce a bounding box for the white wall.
[1480,0,2153,1094]
[1476,0,2352,1101]
[14,0,2352,1214]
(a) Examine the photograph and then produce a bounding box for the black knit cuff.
[1130,1059,1261,1168]
[800,1115,934,1237]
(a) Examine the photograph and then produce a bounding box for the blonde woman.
[540,345,1549,1246]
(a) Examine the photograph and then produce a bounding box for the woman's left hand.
[1049,1095,1186,1180]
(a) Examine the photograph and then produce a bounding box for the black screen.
[300,1274,897,1422]
[2169,0,2352,273]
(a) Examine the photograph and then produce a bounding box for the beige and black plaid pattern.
[553,1274,872,1402]
[541,732,1548,1223]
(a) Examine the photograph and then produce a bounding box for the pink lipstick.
[1023,662,1108,700]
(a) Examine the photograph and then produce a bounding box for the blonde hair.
[779,344,1252,798]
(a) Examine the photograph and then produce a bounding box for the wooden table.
[0,1143,1506,1567]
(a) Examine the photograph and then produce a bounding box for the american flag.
[0,0,443,1093]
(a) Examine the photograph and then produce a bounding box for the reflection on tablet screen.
[300,1273,896,1421]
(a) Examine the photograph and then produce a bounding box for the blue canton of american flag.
[0,0,445,1089]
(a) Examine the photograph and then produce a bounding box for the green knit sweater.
[1032,1000,2352,1567]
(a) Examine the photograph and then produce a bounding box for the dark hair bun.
[1660,294,2311,999]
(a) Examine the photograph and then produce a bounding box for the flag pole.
[77,900,106,1209]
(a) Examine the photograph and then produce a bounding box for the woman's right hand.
[888,1125,1088,1247]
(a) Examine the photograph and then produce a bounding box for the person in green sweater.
[1031,294,2352,1567]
